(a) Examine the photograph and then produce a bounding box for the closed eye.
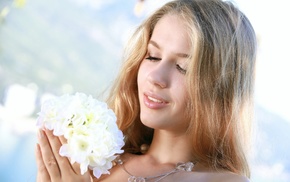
[176,64,187,74]
[145,56,161,62]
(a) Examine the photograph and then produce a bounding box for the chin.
[140,117,163,129]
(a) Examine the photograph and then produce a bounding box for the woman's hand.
[35,129,93,182]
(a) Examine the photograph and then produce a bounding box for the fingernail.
[38,129,44,139]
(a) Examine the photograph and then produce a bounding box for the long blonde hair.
[107,0,257,178]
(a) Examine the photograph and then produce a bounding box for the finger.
[45,129,81,175]
[35,143,50,182]
[38,129,61,180]
[59,135,67,145]
[58,135,81,174]
[71,160,83,175]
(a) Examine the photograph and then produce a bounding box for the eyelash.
[145,56,161,61]
[145,55,187,74]
[176,64,187,74]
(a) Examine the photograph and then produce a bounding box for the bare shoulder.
[176,171,250,182]
[210,172,250,182]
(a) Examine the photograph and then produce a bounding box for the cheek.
[176,93,188,110]
[137,68,143,91]
[137,61,147,88]
[174,77,188,96]
[173,86,191,126]
[172,80,189,109]
[137,71,145,103]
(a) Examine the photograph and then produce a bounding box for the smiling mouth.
[147,96,164,103]
[143,93,168,109]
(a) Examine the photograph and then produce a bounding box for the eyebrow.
[149,40,190,58]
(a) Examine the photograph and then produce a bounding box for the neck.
[145,129,193,165]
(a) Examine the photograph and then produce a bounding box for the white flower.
[37,92,124,178]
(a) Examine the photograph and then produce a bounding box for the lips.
[147,95,164,103]
[143,92,168,109]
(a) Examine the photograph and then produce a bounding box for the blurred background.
[0,0,289,181]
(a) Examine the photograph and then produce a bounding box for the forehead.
[150,14,191,54]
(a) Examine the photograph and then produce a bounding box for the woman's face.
[137,14,191,134]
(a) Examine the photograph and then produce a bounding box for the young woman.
[36,0,257,181]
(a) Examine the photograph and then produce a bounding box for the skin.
[35,14,250,182]
[137,14,190,135]
[35,129,93,182]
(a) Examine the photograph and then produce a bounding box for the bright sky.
[236,0,290,122]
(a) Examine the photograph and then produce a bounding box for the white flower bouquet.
[36,92,124,178]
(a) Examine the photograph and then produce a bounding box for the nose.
[147,61,169,89]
